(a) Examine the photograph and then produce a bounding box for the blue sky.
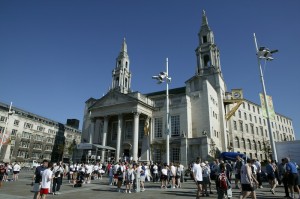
[0,1,299,139]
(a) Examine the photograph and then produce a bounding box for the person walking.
[13,162,21,181]
[240,159,258,199]
[192,157,203,199]
[52,162,64,195]
[266,159,277,195]
[125,164,134,193]
[32,160,48,199]
[40,162,53,199]
[285,157,300,199]
[278,158,289,198]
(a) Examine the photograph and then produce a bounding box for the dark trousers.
[52,177,62,193]
[282,177,289,197]
[153,173,158,182]
[257,172,262,186]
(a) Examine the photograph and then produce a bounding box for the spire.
[202,10,209,26]
[121,37,127,53]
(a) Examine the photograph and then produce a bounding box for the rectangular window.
[251,125,254,134]
[260,127,263,136]
[154,118,163,138]
[24,122,33,129]
[249,114,252,122]
[233,121,237,130]
[238,111,241,118]
[11,129,17,136]
[0,116,7,122]
[125,120,133,140]
[254,116,257,123]
[171,115,180,136]
[245,124,249,133]
[244,113,247,120]
[37,126,45,132]
[239,122,243,132]
[22,131,31,139]
[111,122,118,141]
[256,127,259,135]
[172,148,180,162]
[153,148,161,163]
[14,120,20,126]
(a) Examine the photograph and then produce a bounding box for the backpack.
[218,173,228,190]
[54,170,60,177]
[117,167,123,175]
[176,168,181,177]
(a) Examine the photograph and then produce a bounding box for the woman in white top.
[161,164,168,189]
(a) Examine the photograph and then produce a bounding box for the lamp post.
[152,58,171,165]
[0,102,14,158]
[253,33,278,162]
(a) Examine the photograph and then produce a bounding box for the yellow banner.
[259,93,275,120]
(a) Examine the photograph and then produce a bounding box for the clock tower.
[111,38,132,94]
[195,10,222,77]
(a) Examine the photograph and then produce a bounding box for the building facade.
[0,102,82,163]
[82,11,296,165]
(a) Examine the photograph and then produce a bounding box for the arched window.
[116,77,119,86]
[203,55,210,67]
[241,138,246,149]
[247,139,251,150]
[253,140,257,150]
[126,61,128,68]
[235,137,240,148]
[125,78,128,88]
[258,141,261,150]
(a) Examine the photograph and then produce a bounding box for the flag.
[0,130,11,145]
[260,93,275,120]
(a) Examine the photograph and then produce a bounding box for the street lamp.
[152,58,171,165]
[0,102,14,158]
[253,33,278,162]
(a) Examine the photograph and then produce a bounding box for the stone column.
[133,112,140,162]
[101,116,109,163]
[116,114,122,162]
[89,118,96,144]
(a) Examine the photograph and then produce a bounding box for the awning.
[77,143,116,151]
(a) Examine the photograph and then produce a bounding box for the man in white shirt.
[13,162,21,181]
[192,157,203,199]
[40,162,53,199]
[170,162,176,188]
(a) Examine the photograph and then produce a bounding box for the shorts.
[140,176,145,182]
[13,171,20,174]
[33,183,41,192]
[197,181,203,185]
[202,177,209,184]
[267,173,275,181]
[40,188,49,195]
[161,175,167,181]
[241,184,254,192]
[288,173,299,186]
[93,171,99,174]
[85,173,90,178]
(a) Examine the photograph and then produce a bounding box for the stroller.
[74,171,84,188]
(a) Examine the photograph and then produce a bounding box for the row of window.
[240,103,292,126]
[152,147,180,163]
[16,150,51,159]
[154,115,180,138]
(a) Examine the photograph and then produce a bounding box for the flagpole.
[0,102,13,158]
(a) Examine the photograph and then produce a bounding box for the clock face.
[233,92,241,98]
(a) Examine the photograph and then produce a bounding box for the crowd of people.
[0,156,299,199]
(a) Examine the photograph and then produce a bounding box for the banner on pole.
[0,131,11,145]
[260,93,275,120]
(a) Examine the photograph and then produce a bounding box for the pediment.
[90,91,137,109]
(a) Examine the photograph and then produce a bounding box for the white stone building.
[82,11,296,165]
[0,102,81,163]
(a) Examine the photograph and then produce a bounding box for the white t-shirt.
[93,165,99,171]
[161,168,168,176]
[153,165,158,174]
[41,169,53,189]
[192,163,203,181]
[13,164,21,171]
[170,165,176,176]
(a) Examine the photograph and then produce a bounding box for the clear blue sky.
[1,1,299,139]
